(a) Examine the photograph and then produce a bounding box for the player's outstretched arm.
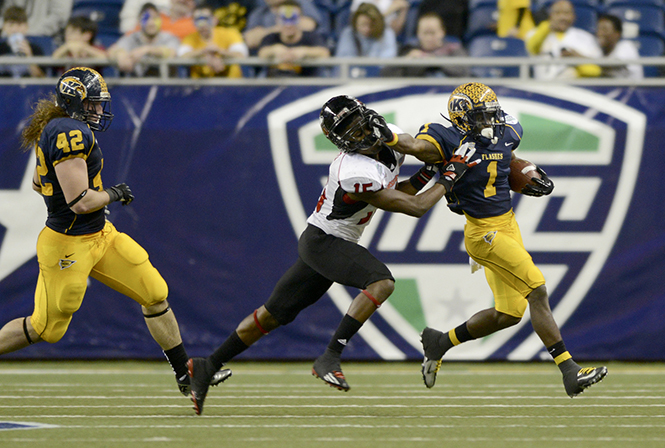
[366,111,444,163]
[348,183,446,218]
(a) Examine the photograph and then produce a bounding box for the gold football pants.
[30,221,168,343]
[464,210,545,318]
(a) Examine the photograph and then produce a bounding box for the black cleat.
[420,327,445,388]
[312,350,350,391]
[177,366,232,397]
[188,357,229,415]
[563,366,608,397]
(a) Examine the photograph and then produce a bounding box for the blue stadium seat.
[95,32,121,50]
[71,2,122,35]
[469,0,497,10]
[26,36,55,56]
[605,5,665,37]
[468,35,528,77]
[464,5,499,42]
[603,0,664,7]
[573,5,598,33]
[633,33,665,76]
[398,0,423,44]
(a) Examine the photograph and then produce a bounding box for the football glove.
[366,109,398,146]
[409,164,438,191]
[521,166,554,197]
[436,143,480,192]
[105,183,134,206]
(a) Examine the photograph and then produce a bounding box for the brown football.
[509,158,541,193]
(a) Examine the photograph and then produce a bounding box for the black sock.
[163,343,189,380]
[327,314,363,355]
[434,323,475,359]
[208,331,249,371]
[547,340,580,374]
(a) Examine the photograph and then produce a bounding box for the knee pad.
[57,282,86,315]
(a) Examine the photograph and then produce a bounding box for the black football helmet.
[320,95,377,152]
[447,82,505,143]
[55,67,113,132]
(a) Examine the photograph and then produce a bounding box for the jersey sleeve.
[44,118,95,166]
[415,122,461,161]
[503,112,523,149]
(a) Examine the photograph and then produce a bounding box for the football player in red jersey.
[187,95,479,415]
[0,67,230,395]
[374,82,607,397]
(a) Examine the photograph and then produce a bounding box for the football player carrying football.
[0,67,230,395]
[187,95,478,415]
[374,82,607,397]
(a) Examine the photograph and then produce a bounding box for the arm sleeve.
[525,20,551,55]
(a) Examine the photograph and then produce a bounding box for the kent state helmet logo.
[59,77,87,99]
[267,85,644,361]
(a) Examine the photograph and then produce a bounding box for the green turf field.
[0,361,663,448]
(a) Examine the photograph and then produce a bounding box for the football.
[509,157,541,193]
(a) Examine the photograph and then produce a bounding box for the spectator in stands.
[108,2,180,77]
[380,12,469,78]
[1,0,72,38]
[257,0,329,77]
[52,16,107,68]
[497,0,535,39]
[0,6,45,77]
[178,2,249,78]
[123,0,197,40]
[243,0,322,51]
[525,0,601,79]
[121,0,170,34]
[349,0,409,36]
[594,13,643,79]
[417,0,467,41]
[336,2,397,61]
[208,0,257,32]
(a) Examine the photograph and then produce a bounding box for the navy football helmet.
[55,67,113,132]
[448,82,505,143]
[320,95,377,153]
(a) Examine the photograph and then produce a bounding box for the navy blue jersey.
[416,113,523,218]
[36,117,106,235]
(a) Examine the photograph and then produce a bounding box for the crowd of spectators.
[0,0,657,79]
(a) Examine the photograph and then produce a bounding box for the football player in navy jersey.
[0,67,230,395]
[373,82,607,397]
[187,95,479,415]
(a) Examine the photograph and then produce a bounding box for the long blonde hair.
[21,94,69,152]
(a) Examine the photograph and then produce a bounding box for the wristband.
[409,166,435,191]
[385,132,399,146]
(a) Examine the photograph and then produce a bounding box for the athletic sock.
[547,340,580,374]
[208,331,249,371]
[163,343,189,380]
[327,314,363,355]
[434,322,476,358]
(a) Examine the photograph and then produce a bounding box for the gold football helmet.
[447,82,505,142]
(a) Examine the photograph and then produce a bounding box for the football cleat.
[312,350,350,391]
[187,357,233,415]
[563,366,608,398]
[177,366,232,397]
[420,327,445,388]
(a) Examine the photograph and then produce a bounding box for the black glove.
[105,183,134,206]
[409,164,438,191]
[365,109,397,145]
[435,143,480,192]
[521,166,554,197]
